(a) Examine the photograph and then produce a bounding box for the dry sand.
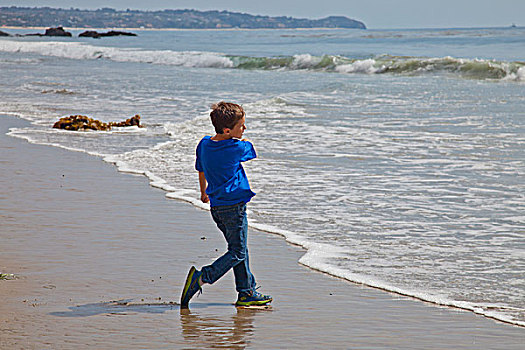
[1,115,523,349]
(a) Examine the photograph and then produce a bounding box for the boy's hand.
[201,192,209,203]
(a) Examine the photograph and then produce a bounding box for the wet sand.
[1,115,523,349]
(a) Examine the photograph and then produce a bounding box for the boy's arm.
[198,171,209,203]
[239,139,256,162]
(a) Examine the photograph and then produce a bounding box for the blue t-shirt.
[195,136,256,207]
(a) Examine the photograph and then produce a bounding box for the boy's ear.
[223,127,231,134]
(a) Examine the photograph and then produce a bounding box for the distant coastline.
[0,7,366,30]
[0,26,363,32]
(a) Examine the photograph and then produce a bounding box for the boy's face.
[226,116,246,139]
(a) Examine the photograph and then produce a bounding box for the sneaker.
[235,290,272,306]
[180,266,202,308]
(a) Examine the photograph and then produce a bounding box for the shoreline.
[1,114,524,348]
[10,113,525,328]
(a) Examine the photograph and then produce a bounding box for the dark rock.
[52,114,143,131]
[78,30,100,38]
[44,26,72,37]
[25,26,72,37]
[104,30,137,37]
[0,30,10,36]
[79,30,137,38]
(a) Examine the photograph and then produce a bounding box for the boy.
[180,101,272,308]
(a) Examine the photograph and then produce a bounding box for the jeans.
[200,202,256,294]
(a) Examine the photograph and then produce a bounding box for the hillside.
[0,7,366,29]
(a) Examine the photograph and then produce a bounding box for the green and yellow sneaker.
[235,290,272,306]
[180,266,202,308]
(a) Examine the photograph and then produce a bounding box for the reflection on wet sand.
[180,306,270,349]
[50,300,178,317]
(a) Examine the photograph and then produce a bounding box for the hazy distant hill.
[0,7,366,29]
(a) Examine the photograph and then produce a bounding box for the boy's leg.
[232,209,256,293]
[200,203,253,293]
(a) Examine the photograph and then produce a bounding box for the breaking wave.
[231,54,525,81]
[1,39,523,81]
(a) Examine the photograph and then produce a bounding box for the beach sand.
[1,115,523,349]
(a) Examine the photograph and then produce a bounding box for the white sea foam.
[518,67,525,81]
[0,40,234,68]
[291,54,324,69]
[335,59,379,74]
[297,245,525,327]
[504,66,525,81]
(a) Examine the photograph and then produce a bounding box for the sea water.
[1,27,523,326]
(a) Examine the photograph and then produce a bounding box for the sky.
[0,0,523,29]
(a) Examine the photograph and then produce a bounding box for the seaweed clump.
[52,114,142,131]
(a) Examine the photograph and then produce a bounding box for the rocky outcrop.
[78,31,99,38]
[0,30,11,36]
[21,27,136,38]
[45,26,72,36]
[79,30,137,38]
[53,114,142,131]
[25,26,72,37]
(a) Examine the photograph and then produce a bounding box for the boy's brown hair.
[210,102,245,134]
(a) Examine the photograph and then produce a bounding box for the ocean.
[0,27,523,327]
